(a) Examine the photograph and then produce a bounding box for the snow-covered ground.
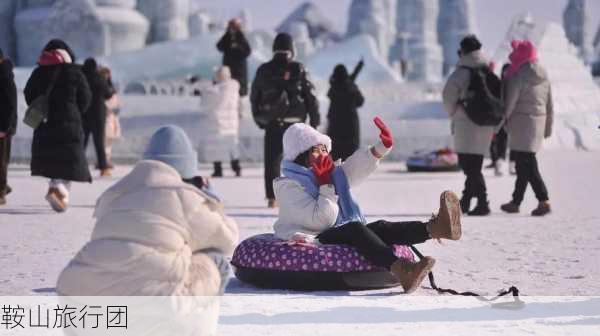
[0,149,599,334]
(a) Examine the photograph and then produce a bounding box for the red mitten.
[311,154,335,186]
[374,116,393,148]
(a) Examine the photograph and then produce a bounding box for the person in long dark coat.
[82,58,115,176]
[326,60,365,161]
[24,40,92,213]
[216,18,251,96]
[0,48,17,206]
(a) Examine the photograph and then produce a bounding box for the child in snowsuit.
[273,119,463,293]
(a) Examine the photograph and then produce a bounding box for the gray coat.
[504,62,554,153]
[442,51,495,155]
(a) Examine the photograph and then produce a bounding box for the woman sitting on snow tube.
[233,119,463,293]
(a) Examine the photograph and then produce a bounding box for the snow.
[1,150,599,335]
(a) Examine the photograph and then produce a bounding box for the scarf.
[505,40,538,79]
[281,160,366,227]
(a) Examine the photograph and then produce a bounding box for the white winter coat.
[200,77,241,162]
[56,160,239,296]
[273,146,386,241]
[442,51,495,155]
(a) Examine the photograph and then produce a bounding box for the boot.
[531,202,551,216]
[427,190,461,240]
[231,159,242,177]
[500,201,519,213]
[0,195,5,206]
[468,200,491,216]
[460,196,471,214]
[100,168,113,177]
[212,162,223,177]
[45,187,67,213]
[390,257,436,294]
[267,198,278,208]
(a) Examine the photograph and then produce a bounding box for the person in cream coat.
[57,125,239,297]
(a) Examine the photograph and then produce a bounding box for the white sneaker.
[494,159,505,177]
[509,161,517,175]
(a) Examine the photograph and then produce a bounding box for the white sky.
[197,0,600,53]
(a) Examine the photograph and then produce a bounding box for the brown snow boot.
[531,202,551,216]
[427,191,461,240]
[267,198,278,209]
[45,187,67,213]
[390,257,436,294]
[100,168,113,177]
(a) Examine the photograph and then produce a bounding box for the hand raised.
[373,116,393,148]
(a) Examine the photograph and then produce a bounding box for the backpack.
[254,87,289,128]
[459,66,504,126]
[23,68,61,129]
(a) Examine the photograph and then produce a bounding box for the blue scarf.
[281,160,366,226]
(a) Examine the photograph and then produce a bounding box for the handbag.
[23,68,61,129]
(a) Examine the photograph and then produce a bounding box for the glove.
[311,154,335,186]
[374,116,393,148]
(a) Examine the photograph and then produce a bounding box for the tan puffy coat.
[504,62,554,153]
[442,51,495,155]
[56,160,239,296]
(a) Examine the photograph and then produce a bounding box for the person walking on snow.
[326,59,365,161]
[217,18,251,97]
[251,32,320,208]
[442,35,495,216]
[201,66,242,177]
[57,125,239,297]
[0,48,17,206]
[82,58,115,177]
[99,65,121,169]
[273,118,462,293]
[500,40,553,217]
[24,39,92,213]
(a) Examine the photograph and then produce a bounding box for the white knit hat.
[283,123,332,161]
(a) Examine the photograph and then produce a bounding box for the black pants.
[317,221,430,269]
[264,123,293,199]
[83,117,108,170]
[458,153,487,202]
[0,136,11,196]
[511,151,549,205]
[490,128,508,162]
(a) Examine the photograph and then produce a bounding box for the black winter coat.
[83,69,114,127]
[217,31,251,96]
[0,60,17,136]
[24,64,92,182]
[326,80,364,161]
[250,54,320,129]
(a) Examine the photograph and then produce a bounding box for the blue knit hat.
[143,125,198,179]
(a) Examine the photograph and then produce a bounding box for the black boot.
[468,199,491,216]
[460,196,471,214]
[231,159,242,177]
[212,162,223,177]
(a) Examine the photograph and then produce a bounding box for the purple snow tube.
[231,234,415,291]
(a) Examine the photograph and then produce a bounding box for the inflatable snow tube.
[231,234,415,291]
[406,149,460,172]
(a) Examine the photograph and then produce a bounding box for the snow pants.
[263,122,294,199]
[84,116,108,170]
[511,151,549,205]
[458,153,488,203]
[317,221,430,269]
[0,136,11,197]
